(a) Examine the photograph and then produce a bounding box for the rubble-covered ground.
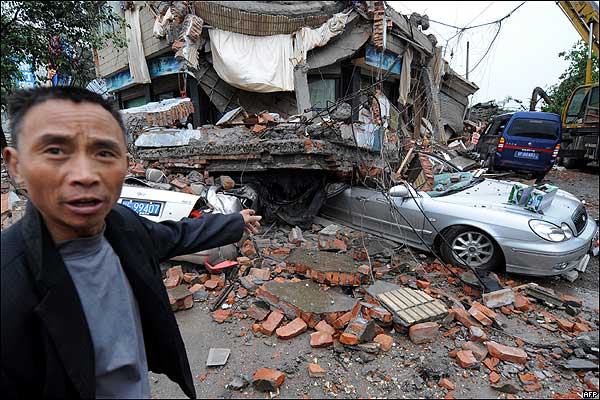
[148,166,600,399]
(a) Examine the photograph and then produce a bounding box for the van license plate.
[121,199,163,216]
[515,151,539,160]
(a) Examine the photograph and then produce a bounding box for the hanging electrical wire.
[429,1,526,31]
[467,21,503,74]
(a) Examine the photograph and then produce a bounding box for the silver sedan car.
[321,152,599,276]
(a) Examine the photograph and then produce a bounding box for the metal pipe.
[466,41,470,81]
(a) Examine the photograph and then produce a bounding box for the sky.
[388,1,582,109]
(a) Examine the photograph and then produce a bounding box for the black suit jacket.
[1,202,245,399]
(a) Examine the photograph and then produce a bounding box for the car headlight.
[529,220,572,242]
[561,223,573,240]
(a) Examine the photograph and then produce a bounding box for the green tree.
[543,40,599,115]
[0,1,125,106]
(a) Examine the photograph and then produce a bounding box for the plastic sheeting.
[204,186,243,214]
[125,4,151,84]
[293,12,350,65]
[398,48,412,106]
[152,7,173,38]
[209,29,295,92]
[207,12,349,93]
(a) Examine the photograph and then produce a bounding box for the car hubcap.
[451,231,494,267]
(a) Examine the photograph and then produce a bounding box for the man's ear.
[3,146,23,186]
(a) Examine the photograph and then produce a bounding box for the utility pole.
[466,41,470,81]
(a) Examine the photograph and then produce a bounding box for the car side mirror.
[389,185,410,198]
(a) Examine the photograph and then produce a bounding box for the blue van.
[476,111,562,179]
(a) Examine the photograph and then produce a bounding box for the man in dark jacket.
[1,87,261,399]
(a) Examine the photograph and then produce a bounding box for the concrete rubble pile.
[129,103,400,178]
[158,216,599,398]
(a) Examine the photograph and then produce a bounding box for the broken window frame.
[308,75,340,112]
[123,96,146,109]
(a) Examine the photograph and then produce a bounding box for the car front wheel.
[440,226,503,271]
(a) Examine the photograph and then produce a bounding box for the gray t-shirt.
[58,229,150,399]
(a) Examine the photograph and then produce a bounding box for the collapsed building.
[94,1,479,225]
[96,1,478,156]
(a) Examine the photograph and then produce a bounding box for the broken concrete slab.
[285,248,366,287]
[563,359,599,371]
[482,288,515,308]
[240,275,260,292]
[365,280,402,299]
[525,283,564,308]
[256,280,358,328]
[573,331,600,354]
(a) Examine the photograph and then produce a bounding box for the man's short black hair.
[7,86,126,148]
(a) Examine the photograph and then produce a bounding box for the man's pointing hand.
[240,209,262,234]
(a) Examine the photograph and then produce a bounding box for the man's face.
[3,99,127,241]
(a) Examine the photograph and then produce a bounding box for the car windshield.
[506,118,559,140]
[408,153,483,197]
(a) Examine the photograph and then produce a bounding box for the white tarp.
[125,4,151,84]
[293,12,350,65]
[152,7,173,38]
[398,48,412,106]
[209,29,295,93]
[208,12,349,93]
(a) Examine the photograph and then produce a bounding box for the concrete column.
[294,62,312,118]
[143,83,153,103]
[186,76,201,128]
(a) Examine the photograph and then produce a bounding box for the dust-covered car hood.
[430,178,583,226]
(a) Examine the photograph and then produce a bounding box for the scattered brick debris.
[252,368,285,392]
[307,363,325,378]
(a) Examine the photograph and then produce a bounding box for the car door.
[476,116,510,160]
[350,186,425,247]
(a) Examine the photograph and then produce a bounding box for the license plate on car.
[514,151,539,160]
[120,198,163,216]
